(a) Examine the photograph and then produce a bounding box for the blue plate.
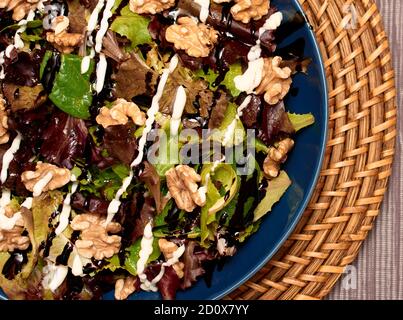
[0,0,327,301]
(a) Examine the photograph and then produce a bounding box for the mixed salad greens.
[0,0,315,300]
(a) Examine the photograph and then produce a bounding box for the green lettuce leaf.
[200,164,240,247]
[195,63,242,97]
[39,51,53,79]
[0,19,42,32]
[253,171,291,222]
[78,164,131,201]
[49,54,94,119]
[110,5,152,48]
[237,220,262,243]
[124,238,161,276]
[287,112,315,132]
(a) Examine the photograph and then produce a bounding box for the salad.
[0,0,315,300]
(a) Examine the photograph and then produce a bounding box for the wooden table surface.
[328,0,403,300]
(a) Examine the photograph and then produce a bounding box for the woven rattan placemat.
[226,0,398,300]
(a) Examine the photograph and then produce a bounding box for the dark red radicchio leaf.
[41,111,88,169]
[181,241,215,290]
[240,94,263,128]
[3,51,42,87]
[3,106,50,194]
[90,144,116,169]
[258,101,295,145]
[145,264,180,300]
[139,161,162,213]
[103,124,138,166]
[130,197,155,241]
[157,266,181,300]
[71,192,110,215]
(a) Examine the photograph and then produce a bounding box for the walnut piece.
[166,165,206,212]
[96,98,146,129]
[256,56,292,105]
[230,0,270,24]
[114,276,138,300]
[70,213,122,260]
[158,239,185,278]
[165,17,218,58]
[0,206,30,252]
[129,0,176,14]
[21,162,71,196]
[0,0,40,21]
[46,16,84,54]
[263,138,294,178]
[0,97,9,145]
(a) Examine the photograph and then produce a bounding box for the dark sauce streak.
[56,242,74,266]
[228,170,260,232]
[41,51,61,92]
[43,230,56,258]
[1,250,28,280]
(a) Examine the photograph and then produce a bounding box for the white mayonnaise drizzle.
[94,52,107,93]
[105,170,134,225]
[81,0,115,93]
[95,0,115,53]
[81,0,106,74]
[71,248,86,276]
[0,197,33,231]
[42,262,69,292]
[222,95,252,146]
[33,171,53,197]
[137,221,155,290]
[132,54,179,167]
[233,12,283,93]
[233,58,264,94]
[143,244,185,291]
[81,49,94,74]
[1,132,22,184]
[55,175,78,236]
[195,0,210,23]
[104,55,180,225]
[170,85,187,136]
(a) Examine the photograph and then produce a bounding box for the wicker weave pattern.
[227,0,397,300]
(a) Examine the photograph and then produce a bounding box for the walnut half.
[70,213,122,260]
[0,97,9,145]
[158,239,184,278]
[129,0,176,15]
[165,17,218,58]
[0,206,30,252]
[263,138,294,178]
[0,0,40,21]
[46,16,84,54]
[96,98,146,129]
[166,165,206,212]
[114,276,138,300]
[230,0,270,24]
[21,162,71,197]
[256,56,292,105]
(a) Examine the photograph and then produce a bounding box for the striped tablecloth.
[328,0,403,300]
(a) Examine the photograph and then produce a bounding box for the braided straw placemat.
[226,0,398,300]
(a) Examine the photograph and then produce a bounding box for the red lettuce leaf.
[41,111,88,169]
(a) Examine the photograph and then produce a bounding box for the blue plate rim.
[209,0,329,300]
[0,0,328,302]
